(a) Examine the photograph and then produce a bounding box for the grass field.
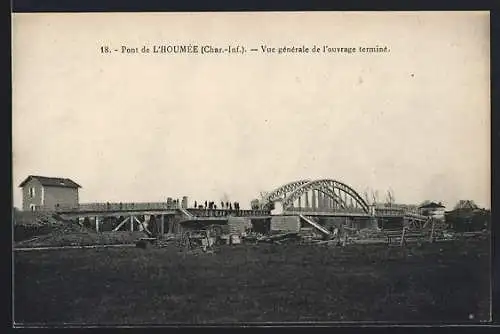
[14,237,490,325]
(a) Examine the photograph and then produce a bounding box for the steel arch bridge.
[265,178,370,214]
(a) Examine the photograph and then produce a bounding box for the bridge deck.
[283,210,371,217]
[283,210,426,219]
[54,203,271,219]
[56,202,176,212]
[52,201,424,221]
[59,210,178,219]
[185,208,271,218]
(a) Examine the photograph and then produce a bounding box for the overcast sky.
[12,12,490,209]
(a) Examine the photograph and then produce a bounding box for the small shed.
[419,202,446,221]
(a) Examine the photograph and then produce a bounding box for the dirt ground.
[15,231,147,248]
[13,237,490,325]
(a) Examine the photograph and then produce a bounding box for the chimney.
[181,196,188,209]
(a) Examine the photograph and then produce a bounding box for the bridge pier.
[88,217,95,231]
[160,214,165,236]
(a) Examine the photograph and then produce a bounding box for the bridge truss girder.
[265,179,311,203]
[281,179,370,214]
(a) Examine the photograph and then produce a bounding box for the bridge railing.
[375,209,405,216]
[285,207,368,214]
[55,202,178,212]
[186,208,271,218]
[375,204,420,213]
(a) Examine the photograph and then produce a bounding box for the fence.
[186,208,271,218]
[54,202,177,212]
[286,207,368,214]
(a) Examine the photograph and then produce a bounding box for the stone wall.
[270,215,300,232]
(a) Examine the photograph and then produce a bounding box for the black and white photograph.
[11,11,491,325]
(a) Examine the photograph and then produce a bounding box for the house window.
[29,187,36,198]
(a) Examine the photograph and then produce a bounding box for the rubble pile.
[354,228,387,240]
[14,212,86,242]
[241,232,265,243]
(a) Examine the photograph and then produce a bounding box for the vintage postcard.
[12,11,491,326]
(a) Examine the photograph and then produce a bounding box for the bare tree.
[363,189,370,205]
[250,199,260,210]
[385,188,395,206]
[371,190,379,205]
[259,191,270,202]
[220,192,230,204]
[454,200,478,210]
[419,200,432,207]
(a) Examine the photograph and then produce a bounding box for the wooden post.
[134,216,152,236]
[95,216,100,233]
[170,219,175,234]
[160,215,165,237]
[130,215,134,232]
[400,227,406,247]
[430,219,435,243]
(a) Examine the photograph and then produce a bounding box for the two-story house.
[19,175,81,211]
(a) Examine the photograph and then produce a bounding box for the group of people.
[193,200,241,211]
[329,225,349,246]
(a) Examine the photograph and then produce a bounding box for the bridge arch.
[264,179,311,203]
[281,179,370,213]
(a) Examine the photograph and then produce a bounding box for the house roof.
[419,202,445,209]
[19,175,81,188]
[454,200,479,210]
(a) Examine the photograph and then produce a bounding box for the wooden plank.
[113,216,130,231]
[400,227,406,247]
[134,216,153,236]
[430,219,436,242]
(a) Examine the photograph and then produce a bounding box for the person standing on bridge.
[204,201,207,209]
[194,201,197,209]
[221,201,224,209]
